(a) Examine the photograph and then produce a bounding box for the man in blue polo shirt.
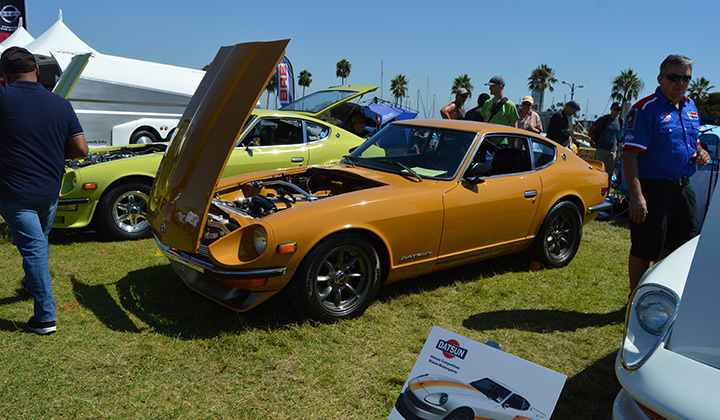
[622,54,710,291]
[0,47,88,335]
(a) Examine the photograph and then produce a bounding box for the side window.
[273,119,304,145]
[306,121,330,143]
[530,139,556,169]
[239,119,277,148]
[480,135,531,176]
[504,394,530,411]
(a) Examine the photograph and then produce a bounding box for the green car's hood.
[147,40,288,252]
[278,84,377,119]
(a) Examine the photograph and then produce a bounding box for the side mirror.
[464,162,491,184]
[245,138,259,151]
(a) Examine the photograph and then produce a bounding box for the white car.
[395,374,546,420]
[613,189,720,419]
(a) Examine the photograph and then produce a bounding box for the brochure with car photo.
[389,326,566,420]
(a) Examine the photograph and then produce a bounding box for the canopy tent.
[23,10,96,57]
[0,18,34,53]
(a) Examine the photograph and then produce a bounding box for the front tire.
[443,408,474,420]
[288,233,381,322]
[531,201,582,268]
[96,181,152,240]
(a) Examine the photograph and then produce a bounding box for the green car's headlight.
[636,291,676,335]
[253,226,268,256]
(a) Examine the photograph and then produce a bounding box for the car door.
[222,116,309,177]
[439,134,542,260]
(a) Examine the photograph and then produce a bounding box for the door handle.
[291,157,304,163]
[524,190,537,198]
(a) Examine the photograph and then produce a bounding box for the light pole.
[562,81,584,100]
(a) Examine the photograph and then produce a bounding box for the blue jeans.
[0,199,58,322]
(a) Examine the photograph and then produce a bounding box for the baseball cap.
[456,87,470,96]
[522,96,534,105]
[611,102,622,111]
[567,100,581,111]
[0,46,36,74]
[485,75,505,86]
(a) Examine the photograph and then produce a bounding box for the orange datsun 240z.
[148,40,611,322]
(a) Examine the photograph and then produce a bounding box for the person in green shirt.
[480,75,519,127]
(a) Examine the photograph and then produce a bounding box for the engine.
[66,144,167,169]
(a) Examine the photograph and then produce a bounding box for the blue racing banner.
[276,56,294,107]
[0,0,25,42]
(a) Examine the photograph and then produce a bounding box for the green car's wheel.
[443,408,473,420]
[97,181,152,240]
[289,233,381,322]
[531,201,582,268]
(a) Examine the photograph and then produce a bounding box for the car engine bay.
[202,168,383,242]
[65,144,167,169]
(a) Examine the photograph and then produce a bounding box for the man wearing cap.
[517,96,542,133]
[440,88,469,120]
[0,47,88,335]
[546,100,590,148]
[622,54,709,292]
[589,102,623,178]
[480,76,519,127]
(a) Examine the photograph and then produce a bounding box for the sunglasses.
[663,73,692,83]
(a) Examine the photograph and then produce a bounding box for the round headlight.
[252,226,268,256]
[424,392,449,406]
[636,291,676,335]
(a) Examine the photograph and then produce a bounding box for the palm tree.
[390,74,409,106]
[336,59,351,85]
[688,76,714,102]
[265,75,277,109]
[451,74,473,97]
[611,69,645,110]
[527,64,557,112]
[298,69,312,97]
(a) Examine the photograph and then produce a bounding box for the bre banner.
[276,56,294,107]
[0,0,25,42]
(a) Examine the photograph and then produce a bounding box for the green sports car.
[54,85,378,240]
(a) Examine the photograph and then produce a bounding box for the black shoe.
[27,316,56,335]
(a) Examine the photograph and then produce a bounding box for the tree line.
[261,59,718,118]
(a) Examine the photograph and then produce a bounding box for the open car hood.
[147,40,289,252]
[279,84,377,119]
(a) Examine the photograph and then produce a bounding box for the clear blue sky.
[26,0,720,120]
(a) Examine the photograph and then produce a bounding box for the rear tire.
[531,201,582,268]
[96,181,152,240]
[130,129,158,144]
[288,233,381,322]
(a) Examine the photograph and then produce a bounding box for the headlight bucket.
[621,284,679,370]
[424,392,449,406]
[252,226,268,256]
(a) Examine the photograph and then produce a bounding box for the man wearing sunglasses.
[622,54,710,292]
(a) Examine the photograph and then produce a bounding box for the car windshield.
[345,124,477,180]
[470,378,511,403]
[280,90,359,113]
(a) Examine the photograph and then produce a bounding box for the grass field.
[0,217,631,419]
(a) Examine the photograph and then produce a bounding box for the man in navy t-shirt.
[0,47,88,335]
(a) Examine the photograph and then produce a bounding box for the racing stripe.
[409,380,478,392]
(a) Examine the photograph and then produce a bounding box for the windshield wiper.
[377,159,423,182]
[341,155,358,168]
